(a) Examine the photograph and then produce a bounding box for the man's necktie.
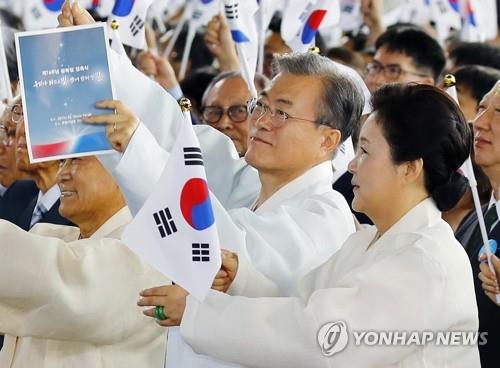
[30,202,47,228]
[466,204,498,259]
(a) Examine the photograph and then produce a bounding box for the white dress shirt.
[180,199,480,368]
[29,184,61,227]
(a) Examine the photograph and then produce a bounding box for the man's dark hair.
[375,27,446,81]
[449,42,500,70]
[455,65,500,103]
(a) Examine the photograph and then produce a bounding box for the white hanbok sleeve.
[220,194,355,296]
[0,220,168,345]
[181,242,457,368]
[100,51,259,214]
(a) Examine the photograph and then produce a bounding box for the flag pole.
[178,24,196,80]
[179,97,193,124]
[109,19,128,58]
[257,0,265,75]
[444,74,500,304]
[163,0,192,60]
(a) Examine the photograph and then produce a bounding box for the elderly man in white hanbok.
[139,84,481,367]
[0,156,169,368]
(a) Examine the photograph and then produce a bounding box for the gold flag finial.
[179,98,192,112]
[110,19,120,30]
[443,74,456,88]
[308,46,320,54]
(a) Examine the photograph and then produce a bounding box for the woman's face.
[348,113,406,220]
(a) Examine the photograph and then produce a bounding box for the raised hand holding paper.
[15,23,115,163]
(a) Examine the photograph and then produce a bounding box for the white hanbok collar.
[251,161,333,214]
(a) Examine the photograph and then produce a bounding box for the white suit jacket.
[0,207,169,368]
[180,198,481,368]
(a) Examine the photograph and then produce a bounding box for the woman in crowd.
[138,84,480,367]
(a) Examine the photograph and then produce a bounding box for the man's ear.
[320,127,342,155]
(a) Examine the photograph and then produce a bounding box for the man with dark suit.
[455,81,500,368]
[0,99,71,230]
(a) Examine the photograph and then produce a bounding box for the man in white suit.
[0,156,169,368]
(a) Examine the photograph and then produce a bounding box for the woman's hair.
[372,84,471,211]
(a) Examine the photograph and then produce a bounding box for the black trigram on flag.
[130,15,145,37]
[31,6,42,19]
[224,4,239,20]
[183,147,204,166]
[153,208,177,238]
[192,243,210,262]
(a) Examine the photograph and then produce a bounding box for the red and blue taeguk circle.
[301,9,327,45]
[43,0,65,12]
[112,0,135,17]
[180,178,215,231]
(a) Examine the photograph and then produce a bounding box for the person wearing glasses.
[0,103,22,200]
[364,26,446,93]
[139,84,480,368]
[0,96,71,230]
[82,51,364,367]
[200,71,269,156]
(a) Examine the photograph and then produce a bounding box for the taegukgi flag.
[23,0,64,30]
[282,0,340,53]
[122,114,221,302]
[109,0,156,49]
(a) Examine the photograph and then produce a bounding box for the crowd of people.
[0,0,499,367]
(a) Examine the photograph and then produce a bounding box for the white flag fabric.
[429,0,462,42]
[281,0,340,53]
[460,0,498,41]
[23,0,64,30]
[339,0,362,32]
[223,0,258,95]
[109,0,156,49]
[190,0,220,30]
[122,118,221,302]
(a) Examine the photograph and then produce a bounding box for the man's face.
[57,156,123,225]
[202,77,252,155]
[263,32,291,78]
[364,46,433,93]
[13,102,35,174]
[0,106,19,187]
[473,82,500,173]
[244,73,336,175]
[457,84,479,122]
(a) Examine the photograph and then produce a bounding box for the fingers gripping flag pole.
[121,98,222,302]
[224,0,258,98]
[444,74,500,304]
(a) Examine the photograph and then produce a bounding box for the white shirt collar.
[35,184,61,212]
[90,206,132,239]
[252,161,333,214]
[0,184,7,198]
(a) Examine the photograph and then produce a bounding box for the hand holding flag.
[122,98,222,301]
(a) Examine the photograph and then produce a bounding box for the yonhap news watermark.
[317,321,488,357]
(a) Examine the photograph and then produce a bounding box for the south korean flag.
[122,103,221,302]
[109,0,156,50]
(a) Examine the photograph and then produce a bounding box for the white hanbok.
[0,208,170,368]
[180,199,481,368]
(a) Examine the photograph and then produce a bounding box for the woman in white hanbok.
[139,84,481,367]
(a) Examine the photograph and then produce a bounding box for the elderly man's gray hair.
[272,53,365,143]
